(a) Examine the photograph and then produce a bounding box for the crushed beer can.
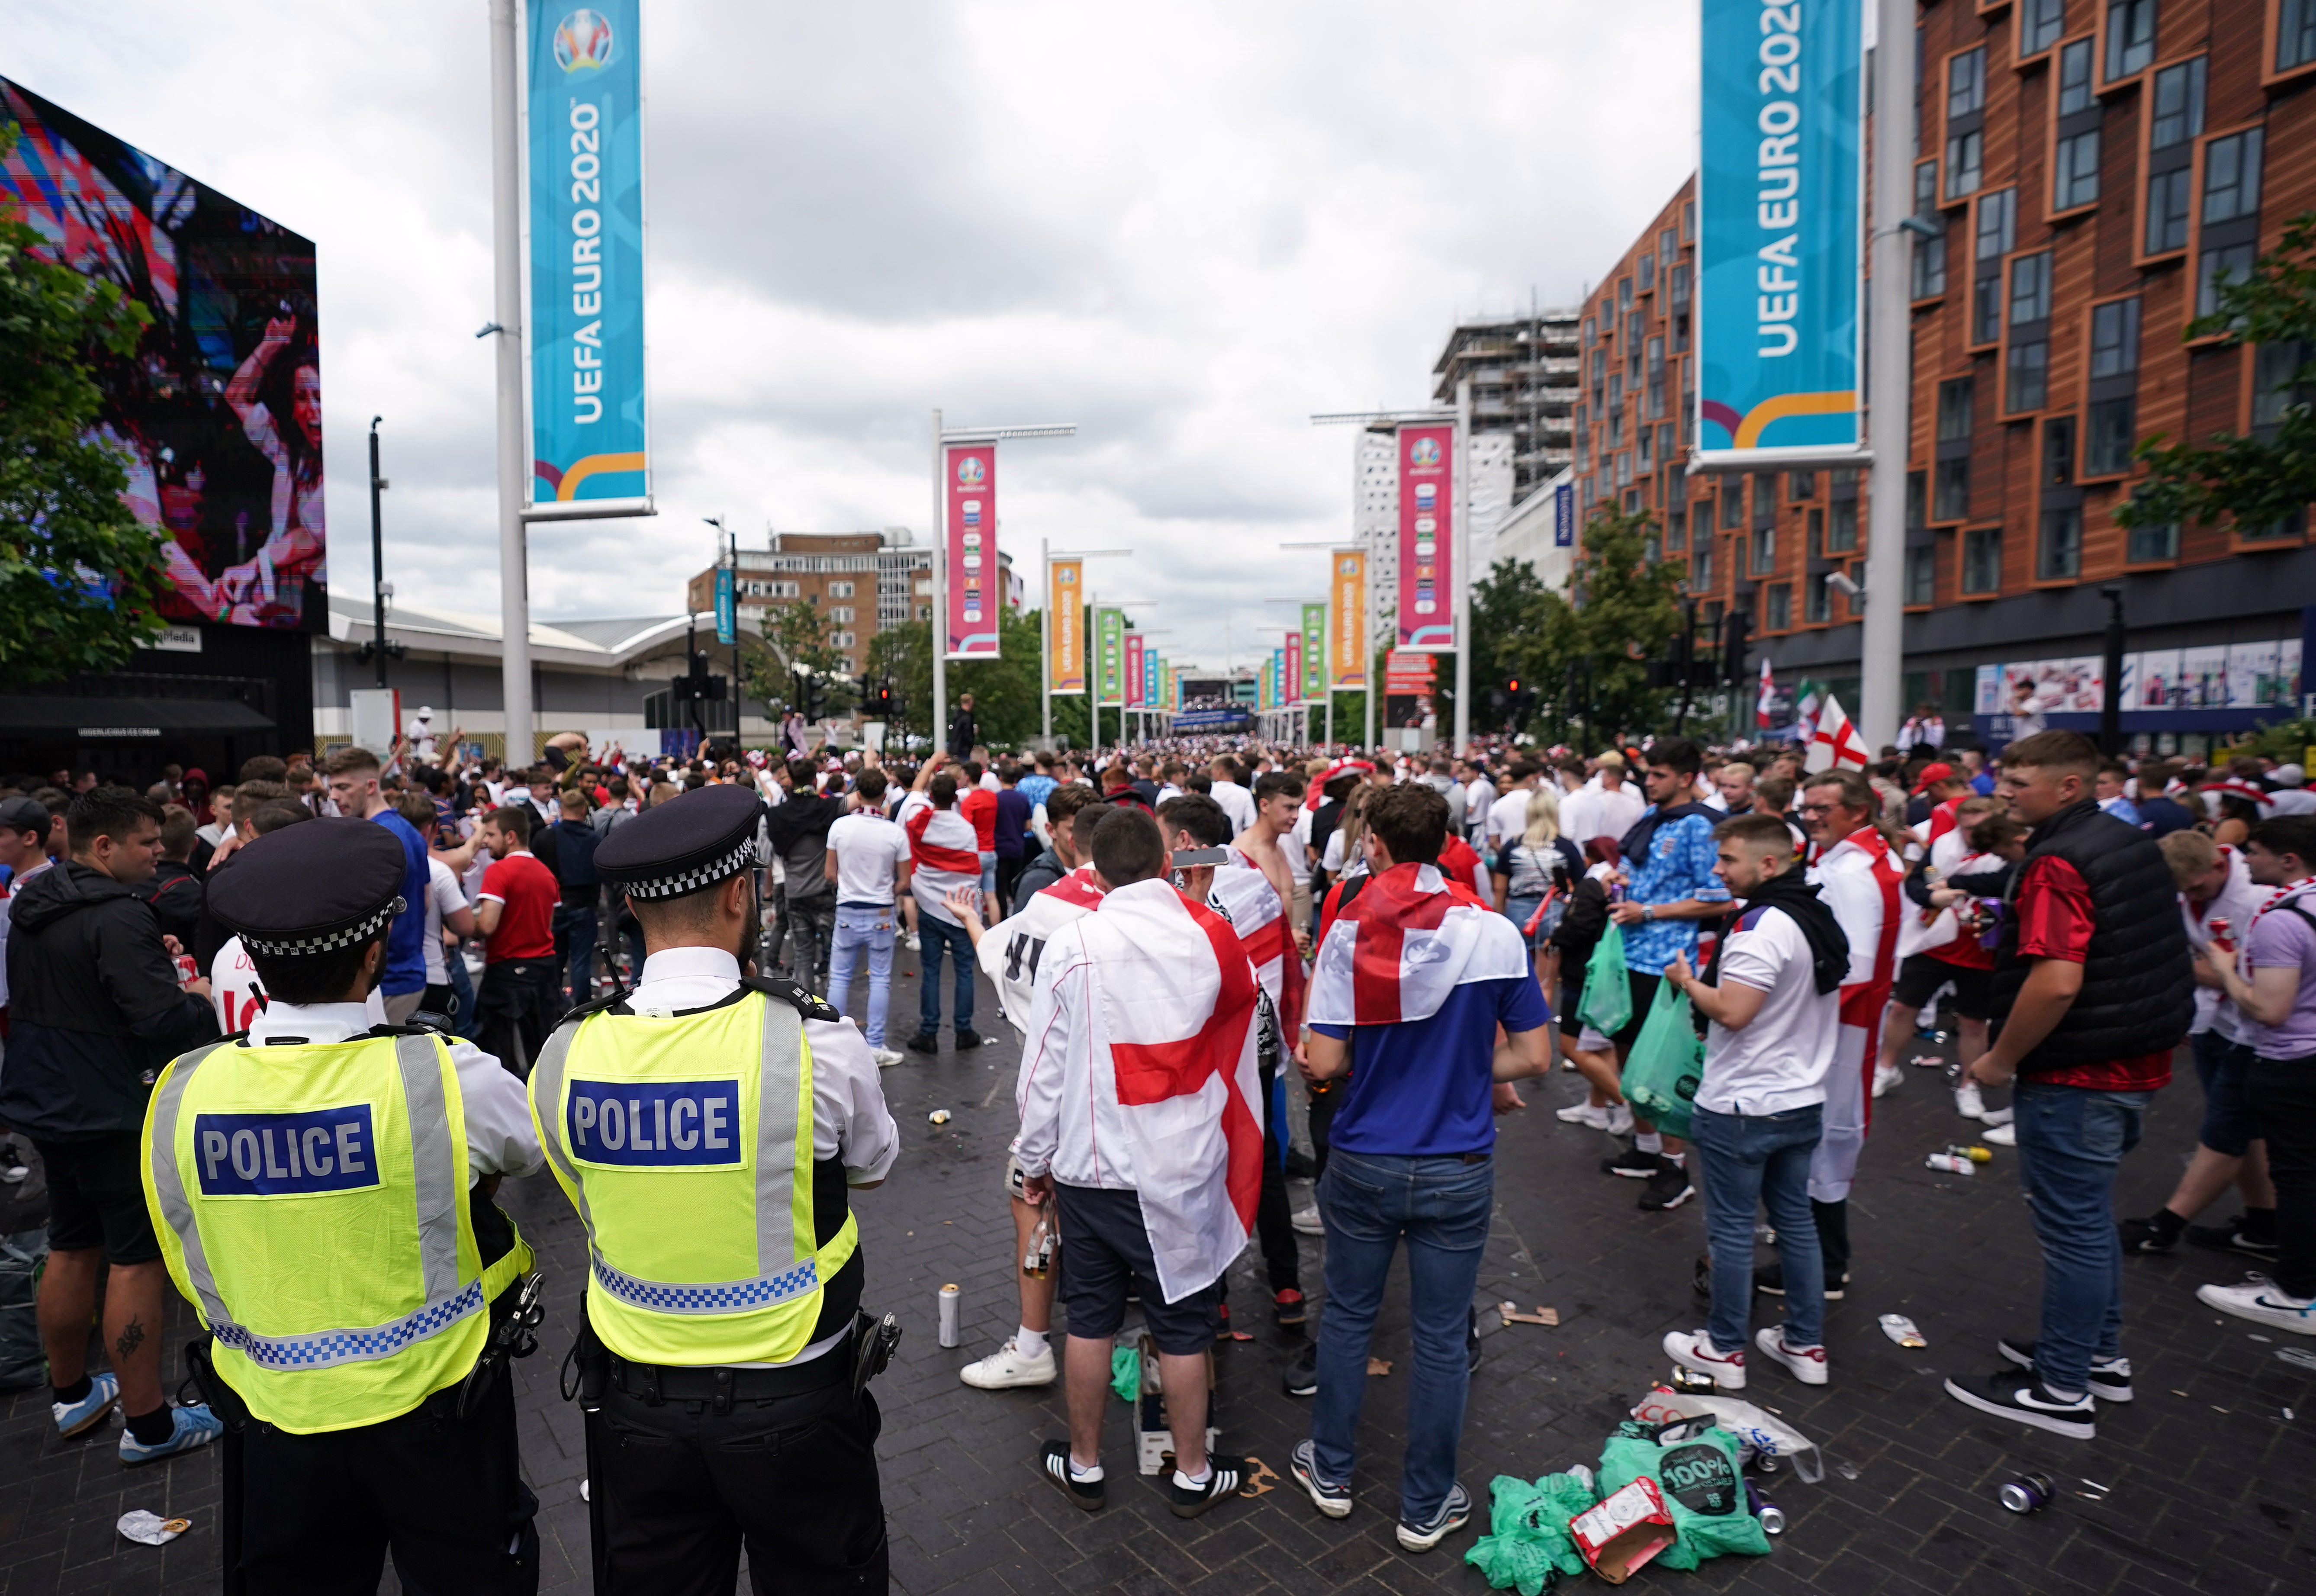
[1924,1152,1975,1174]
[1998,1471,2056,1513]
[1744,1478,1785,1535]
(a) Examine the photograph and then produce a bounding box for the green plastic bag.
[1599,1422,1772,1569]
[1465,1471,1599,1594]
[1619,979,1704,1139]
[1110,1347,1139,1404]
[1576,922,1631,1035]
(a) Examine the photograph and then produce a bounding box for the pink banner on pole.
[1283,630,1303,704]
[944,444,998,659]
[1125,633,1145,707]
[1396,423,1454,651]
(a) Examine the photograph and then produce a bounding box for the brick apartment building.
[1568,0,2314,752]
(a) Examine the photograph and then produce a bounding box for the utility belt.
[563,1303,900,1415]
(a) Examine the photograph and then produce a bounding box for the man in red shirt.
[957,761,1001,928]
[474,804,563,1075]
[1946,732,2192,1440]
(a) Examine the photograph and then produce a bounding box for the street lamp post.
[369,417,389,689]
[1858,0,1918,750]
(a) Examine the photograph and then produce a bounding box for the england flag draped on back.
[1306,862,1530,1027]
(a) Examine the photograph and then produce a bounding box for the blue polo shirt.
[1313,976,1552,1156]
[372,808,431,997]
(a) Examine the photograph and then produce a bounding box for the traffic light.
[1721,607,1752,688]
[803,674,827,721]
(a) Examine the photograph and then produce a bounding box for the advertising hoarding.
[1300,602,1327,702]
[1145,647,1161,711]
[1396,424,1454,650]
[1282,631,1302,705]
[1124,633,1145,708]
[1329,550,1367,690]
[1,78,326,629]
[1695,0,1863,466]
[943,444,999,659]
[525,0,650,513]
[1048,557,1084,693]
[1095,607,1124,704]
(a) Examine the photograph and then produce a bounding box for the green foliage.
[742,596,858,722]
[2120,211,2316,539]
[1477,509,1683,744]
[0,124,170,682]
[867,604,1049,750]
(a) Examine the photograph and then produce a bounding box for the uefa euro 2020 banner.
[1048,558,1085,694]
[1,78,326,629]
[527,2,650,514]
[1396,424,1454,651]
[1695,0,1863,466]
[944,444,999,659]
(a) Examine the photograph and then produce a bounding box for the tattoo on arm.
[115,1316,146,1359]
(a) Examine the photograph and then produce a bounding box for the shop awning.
[0,696,276,737]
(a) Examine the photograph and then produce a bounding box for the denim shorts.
[2192,1029,2260,1157]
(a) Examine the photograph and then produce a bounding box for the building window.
[1946,129,1984,200]
[2053,40,2100,210]
[1638,251,1656,291]
[1669,261,1692,310]
[2126,491,2180,561]
[1937,377,1975,442]
[1912,163,1947,297]
[1949,46,1987,116]
[2086,396,2135,473]
[828,580,856,598]
[2203,129,2265,224]
[2037,507,2084,578]
[1646,336,1666,418]
[1936,459,1972,522]
[1666,507,1688,551]
[1692,543,1714,591]
[1973,190,2015,342]
[2150,58,2205,148]
[2008,341,2050,413]
[1906,544,1936,604]
[1828,500,1859,552]
[1618,277,1633,312]
[1750,524,1776,576]
[2044,416,2076,484]
[1723,483,1746,529]
[1788,470,1816,500]
[2022,0,2067,54]
[2007,253,2053,412]
[2105,0,2156,78]
[1962,527,2003,592]
[2058,38,2096,113]
[2090,296,2142,379]
[2009,251,2053,325]
[1805,570,1832,623]
[1581,316,1594,346]
[1637,428,1654,473]
[1907,469,1927,531]
[2285,0,2316,69]
[829,606,855,624]
[2147,171,2192,253]
[1766,583,1792,631]
[2198,243,2258,318]
[1616,450,1634,487]
[770,580,801,598]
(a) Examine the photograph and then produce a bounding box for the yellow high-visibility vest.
[142,1032,532,1435]
[529,988,857,1365]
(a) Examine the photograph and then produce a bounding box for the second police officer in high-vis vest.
[530,785,901,1592]
[139,816,547,1594]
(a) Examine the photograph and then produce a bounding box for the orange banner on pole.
[1048,558,1085,695]
[1329,549,1367,691]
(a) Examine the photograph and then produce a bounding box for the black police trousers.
[237,1373,538,1596]
[591,1380,887,1595]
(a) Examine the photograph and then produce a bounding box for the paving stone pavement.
[4,946,2314,1594]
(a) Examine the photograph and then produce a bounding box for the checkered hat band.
[239,897,406,958]
[212,1278,484,1370]
[618,839,760,901]
[592,1251,821,1315]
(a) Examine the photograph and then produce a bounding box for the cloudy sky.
[4,0,1698,672]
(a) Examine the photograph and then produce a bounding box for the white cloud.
[2,0,1698,669]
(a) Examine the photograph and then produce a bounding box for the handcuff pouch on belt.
[455,1271,546,1421]
[184,1333,251,1435]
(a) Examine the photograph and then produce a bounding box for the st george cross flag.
[1050,878,1263,1303]
[904,804,983,925]
[1307,862,1530,1027]
[1757,656,1776,730]
[1805,693,1872,772]
[1207,853,1306,1039]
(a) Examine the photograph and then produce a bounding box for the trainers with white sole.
[52,1371,118,1439]
[1871,1061,1904,1098]
[1555,1101,1611,1129]
[119,1403,224,1466]
[1954,1082,1986,1120]
[2197,1274,2316,1335]
[871,1047,904,1069]
[1753,1327,1828,1385]
[1981,1122,2016,1146]
[1396,1481,1473,1552]
[1605,1103,1635,1136]
[1291,1204,1324,1236]
[1290,1439,1352,1519]
[1663,1328,1746,1389]
[1998,1338,2132,1401]
[960,1338,1059,1389]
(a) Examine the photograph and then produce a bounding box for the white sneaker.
[2197,1275,2316,1335]
[1980,1105,2015,1127]
[871,1047,905,1069]
[1555,1101,1612,1129]
[1662,1328,1746,1390]
[959,1337,1059,1388]
[1954,1082,1986,1120]
[905,932,921,952]
[1871,1061,1904,1099]
[1605,1103,1635,1136]
[1291,1204,1325,1236]
[1982,1122,2016,1146]
[1753,1327,1829,1386]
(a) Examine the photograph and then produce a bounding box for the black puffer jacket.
[0,862,219,1138]
[1991,800,2193,1073]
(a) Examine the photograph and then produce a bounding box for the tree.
[2119,212,2316,541]
[0,125,170,682]
[1484,509,1683,746]
[868,603,1049,752]
[742,597,857,724]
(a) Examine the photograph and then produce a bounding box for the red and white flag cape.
[1075,878,1263,1303]
[1805,693,1872,772]
[1757,657,1776,730]
[1307,862,1531,1027]
[905,804,982,923]
[1207,853,1306,1039]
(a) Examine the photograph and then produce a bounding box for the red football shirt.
[958,786,999,851]
[2010,854,2171,1091]
[478,850,559,963]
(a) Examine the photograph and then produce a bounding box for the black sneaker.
[1693,1252,1714,1299]
[1273,1288,1307,1329]
[904,1032,939,1055]
[2185,1221,2279,1259]
[1639,1163,1694,1211]
[1602,1145,1663,1179]
[1283,1341,1317,1397]
[1998,1338,2132,1403]
[1943,1368,2096,1439]
[2118,1213,2182,1254]
[1167,1454,1251,1519]
[1754,1263,1847,1301]
[955,1028,985,1050]
[1039,1440,1106,1511]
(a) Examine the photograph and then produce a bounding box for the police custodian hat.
[594,785,766,901]
[207,817,409,956]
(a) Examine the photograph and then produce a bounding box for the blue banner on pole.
[527,2,650,514]
[1553,480,1574,547]
[1695,0,1863,466]
[714,568,736,646]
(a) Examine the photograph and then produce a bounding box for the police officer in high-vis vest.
[140,818,547,1595]
[531,784,901,1593]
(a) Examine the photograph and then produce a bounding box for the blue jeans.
[1309,1150,1492,1523]
[828,903,897,1047]
[554,905,598,1006]
[1690,1104,1824,1351]
[916,914,975,1037]
[2012,1081,2151,1396]
[448,949,482,1042]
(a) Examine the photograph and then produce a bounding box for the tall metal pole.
[489,0,532,765]
[1039,537,1052,747]
[1452,378,1473,757]
[728,523,741,743]
[929,409,946,758]
[368,418,388,689]
[1858,0,1915,750]
[2098,586,2126,753]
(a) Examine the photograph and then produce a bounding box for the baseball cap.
[1910,761,1957,795]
